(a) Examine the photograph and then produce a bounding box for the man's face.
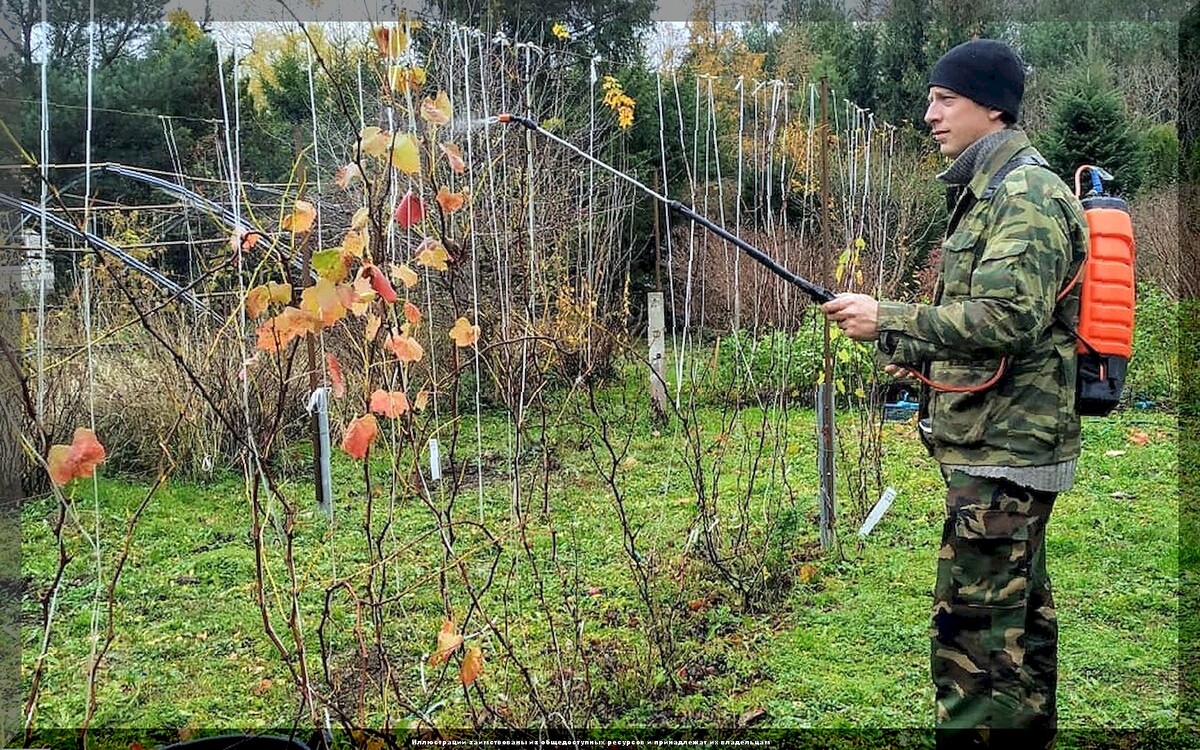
[923,86,1005,158]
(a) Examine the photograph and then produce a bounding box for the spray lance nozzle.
[1075,164,1116,198]
[493,113,835,304]
[497,113,539,130]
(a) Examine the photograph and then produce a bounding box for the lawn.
[19,405,1181,748]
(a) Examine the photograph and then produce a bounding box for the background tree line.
[0,0,1189,297]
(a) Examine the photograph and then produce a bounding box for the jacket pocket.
[929,362,1004,445]
[938,230,979,301]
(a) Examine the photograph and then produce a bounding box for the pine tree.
[1039,63,1144,197]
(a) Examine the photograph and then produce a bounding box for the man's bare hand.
[884,364,917,380]
[821,293,880,341]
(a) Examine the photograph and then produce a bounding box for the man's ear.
[988,108,1005,123]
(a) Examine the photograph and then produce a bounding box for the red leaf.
[341,414,378,460]
[403,301,422,325]
[364,265,398,304]
[369,389,410,418]
[393,191,425,229]
[326,354,345,398]
[47,428,107,486]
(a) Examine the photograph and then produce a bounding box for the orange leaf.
[390,263,420,289]
[439,142,465,174]
[364,264,398,304]
[415,237,449,271]
[460,646,484,685]
[349,275,377,316]
[428,620,464,665]
[420,90,453,126]
[326,354,345,398]
[1129,429,1151,446]
[369,389,410,418]
[47,427,107,486]
[255,306,319,352]
[393,191,425,229]
[334,163,362,189]
[280,200,316,234]
[798,563,818,584]
[374,25,407,58]
[403,301,422,325]
[449,317,480,347]
[341,413,378,460]
[385,333,424,363]
[435,186,466,214]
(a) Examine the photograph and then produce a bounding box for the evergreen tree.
[1038,62,1144,197]
[876,0,933,126]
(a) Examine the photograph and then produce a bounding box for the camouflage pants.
[932,470,1058,748]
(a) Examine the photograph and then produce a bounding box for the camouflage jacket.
[876,132,1088,467]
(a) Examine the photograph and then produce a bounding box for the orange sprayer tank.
[1077,194,1135,359]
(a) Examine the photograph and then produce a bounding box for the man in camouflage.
[822,39,1088,749]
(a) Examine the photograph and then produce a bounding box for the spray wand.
[497,113,836,305]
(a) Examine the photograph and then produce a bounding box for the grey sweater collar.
[936,128,1019,186]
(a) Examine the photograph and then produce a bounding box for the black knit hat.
[928,39,1025,121]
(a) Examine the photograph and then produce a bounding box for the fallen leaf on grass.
[1128,429,1151,446]
[1104,449,1127,457]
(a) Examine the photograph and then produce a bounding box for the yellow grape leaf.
[341,413,378,460]
[311,249,348,283]
[420,90,453,126]
[281,200,316,234]
[435,186,466,214]
[428,620,463,666]
[403,301,422,325]
[388,133,421,175]
[414,390,430,412]
[388,65,426,94]
[245,281,291,318]
[365,313,382,342]
[369,388,410,418]
[358,126,390,158]
[386,333,424,363]
[551,22,570,40]
[460,646,484,686]
[47,427,107,486]
[341,229,366,259]
[449,317,480,348]
[439,142,465,174]
[351,206,370,230]
[415,237,449,271]
[300,279,349,327]
[390,263,419,289]
[334,163,362,189]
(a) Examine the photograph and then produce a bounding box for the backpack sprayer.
[496,113,836,304]
[1068,164,1136,416]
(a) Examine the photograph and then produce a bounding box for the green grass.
[20,405,1180,744]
